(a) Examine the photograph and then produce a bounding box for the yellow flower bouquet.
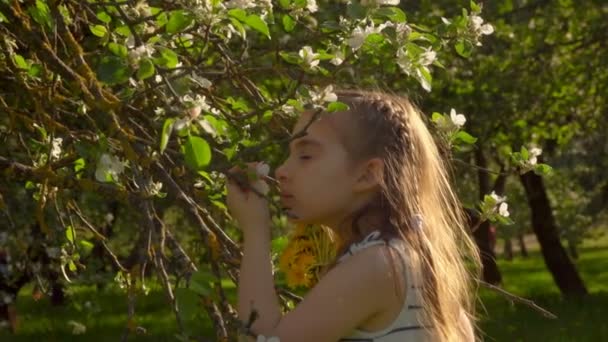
[278,223,337,290]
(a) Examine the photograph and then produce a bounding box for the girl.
[226,89,480,341]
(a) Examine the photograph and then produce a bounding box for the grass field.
[2,236,607,341]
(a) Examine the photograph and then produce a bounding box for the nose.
[274,161,289,183]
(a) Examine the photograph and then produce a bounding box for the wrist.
[242,222,271,240]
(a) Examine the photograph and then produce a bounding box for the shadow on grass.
[480,290,608,342]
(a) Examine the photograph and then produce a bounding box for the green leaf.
[175,288,199,319]
[29,0,52,28]
[166,10,193,34]
[74,158,86,173]
[454,131,478,144]
[12,54,29,69]
[244,14,270,39]
[375,7,407,23]
[136,58,155,80]
[28,63,42,77]
[160,118,175,154]
[326,101,349,112]
[68,260,77,272]
[534,163,553,176]
[455,40,473,58]
[431,112,444,123]
[96,56,131,85]
[156,47,179,68]
[79,240,95,255]
[520,146,529,160]
[184,136,212,171]
[89,24,107,38]
[279,0,292,9]
[66,225,75,243]
[282,14,296,32]
[279,51,300,64]
[346,2,367,19]
[96,11,112,24]
[227,8,248,22]
[108,42,128,58]
[189,270,214,296]
[470,1,482,13]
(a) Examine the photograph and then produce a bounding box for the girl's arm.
[239,243,395,342]
[238,224,281,334]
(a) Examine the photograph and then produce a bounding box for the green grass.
[2,239,607,341]
[479,243,608,342]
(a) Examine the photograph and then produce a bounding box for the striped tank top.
[338,230,433,342]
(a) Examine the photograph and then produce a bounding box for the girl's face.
[275,111,375,230]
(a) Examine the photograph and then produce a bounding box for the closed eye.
[299,155,312,160]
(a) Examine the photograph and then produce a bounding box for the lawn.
[3,238,607,341]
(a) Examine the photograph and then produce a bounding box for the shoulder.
[336,241,407,303]
[268,241,407,341]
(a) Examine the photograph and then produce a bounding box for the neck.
[327,205,389,254]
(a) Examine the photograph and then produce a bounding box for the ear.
[353,158,384,193]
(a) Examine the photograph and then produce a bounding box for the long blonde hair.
[326,89,481,341]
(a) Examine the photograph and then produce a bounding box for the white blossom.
[128,43,154,63]
[3,295,12,304]
[498,202,510,217]
[225,0,256,9]
[415,66,432,92]
[67,320,87,335]
[470,15,494,36]
[134,1,152,17]
[104,213,114,224]
[197,118,217,137]
[281,104,296,115]
[419,48,437,66]
[310,85,338,105]
[347,21,391,50]
[490,191,506,204]
[182,94,212,113]
[396,47,413,74]
[306,0,318,13]
[330,49,345,66]
[394,23,412,39]
[173,117,191,132]
[95,153,126,183]
[298,46,320,69]
[50,137,63,161]
[189,73,212,89]
[148,180,164,197]
[529,147,543,165]
[361,0,400,6]
[450,108,466,127]
[251,162,270,195]
[256,162,270,177]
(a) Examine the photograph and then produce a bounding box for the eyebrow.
[288,137,322,151]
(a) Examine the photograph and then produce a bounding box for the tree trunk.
[503,238,513,260]
[518,233,529,258]
[520,171,587,296]
[472,149,502,285]
[568,239,579,260]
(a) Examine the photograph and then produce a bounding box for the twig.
[478,279,558,319]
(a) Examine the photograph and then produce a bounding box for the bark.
[520,171,587,296]
[518,233,529,258]
[503,238,513,261]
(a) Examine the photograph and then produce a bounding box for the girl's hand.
[226,162,271,232]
